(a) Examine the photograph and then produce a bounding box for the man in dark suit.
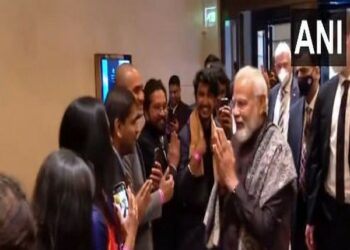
[268,42,300,138]
[176,68,224,250]
[138,78,180,250]
[305,17,350,250]
[167,75,192,136]
[288,64,320,250]
[111,65,175,250]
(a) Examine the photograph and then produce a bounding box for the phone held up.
[219,97,230,108]
[113,182,129,219]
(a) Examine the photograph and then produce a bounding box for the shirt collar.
[306,85,319,111]
[339,73,350,85]
[282,74,293,93]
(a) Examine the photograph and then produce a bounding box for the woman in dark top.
[32,149,95,250]
[58,96,138,250]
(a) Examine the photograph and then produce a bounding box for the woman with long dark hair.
[0,174,36,250]
[58,96,138,250]
[32,149,94,250]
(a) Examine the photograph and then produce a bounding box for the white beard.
[234,114,262,144]
[235,126,253,143]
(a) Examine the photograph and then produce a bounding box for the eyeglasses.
[152,105,168,114]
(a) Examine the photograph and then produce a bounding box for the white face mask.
[278,68,289,85]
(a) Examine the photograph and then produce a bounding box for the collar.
[144,122,164,139]
[169,102,180,112]
[282,74,293,93]
[306,85,319,110]
[339,74,350,85]
[112,145,124,165]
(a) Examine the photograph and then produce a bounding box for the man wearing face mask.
[304,12,350,250]
[268,42,300,138]
[288,63,320,250]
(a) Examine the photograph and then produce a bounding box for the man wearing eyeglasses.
[138,78,180,250]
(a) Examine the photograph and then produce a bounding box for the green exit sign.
[205,6,216,27]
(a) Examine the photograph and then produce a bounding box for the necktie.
[299,106,312,193]
[336,80,350,202]
[278,86,288,134]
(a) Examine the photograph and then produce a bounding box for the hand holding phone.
[217,98,234,139]
[219,97,230,108]
[113,182,129,219]
[149,162,163,191]
[159,168,174,203]
[154,147,167,171]
[135,180,152,220]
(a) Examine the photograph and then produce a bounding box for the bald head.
[116,64,144,111]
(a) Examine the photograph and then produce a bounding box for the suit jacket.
[123,144,162,250]
[288,97,306,176]
[138,123,168,177]
[138,122,178,250]
[268,77,300,122]
[168,101,192,133]
[288,97,311,250]
[176,122,214,250]
[306,75,339,224]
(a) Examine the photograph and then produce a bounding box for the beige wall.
[0,0,219,195]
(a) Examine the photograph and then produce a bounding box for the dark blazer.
[176,122,214,250]
[306,75,339,224]
[138,123,177,250]
[168,101,192,133]
[268,77,300,122]
[288,97,306,176]
[288,97,309,250]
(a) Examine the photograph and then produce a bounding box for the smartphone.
[219,97,230,108]
[154,147,167,171]
[168,111,175,123]
[112,182,128,219]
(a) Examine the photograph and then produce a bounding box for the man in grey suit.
[268,42,300,139]
[108,64,177,250]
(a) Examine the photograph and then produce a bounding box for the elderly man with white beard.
[204,66,297,250]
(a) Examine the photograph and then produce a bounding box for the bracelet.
[158,189,166,204]
[193,151,202,162]
[122,245,132,250]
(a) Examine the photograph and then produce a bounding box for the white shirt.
[325,75,350,203]
[273,75,293,139]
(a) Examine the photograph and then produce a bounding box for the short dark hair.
[169,75,180,87]
[214,66,231,99]
[204,54,221,68]
[0,174,36,250]
[32,149,94,250]
[105,86,136,135]
[193,68,219,98]
[144,79,167,111]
